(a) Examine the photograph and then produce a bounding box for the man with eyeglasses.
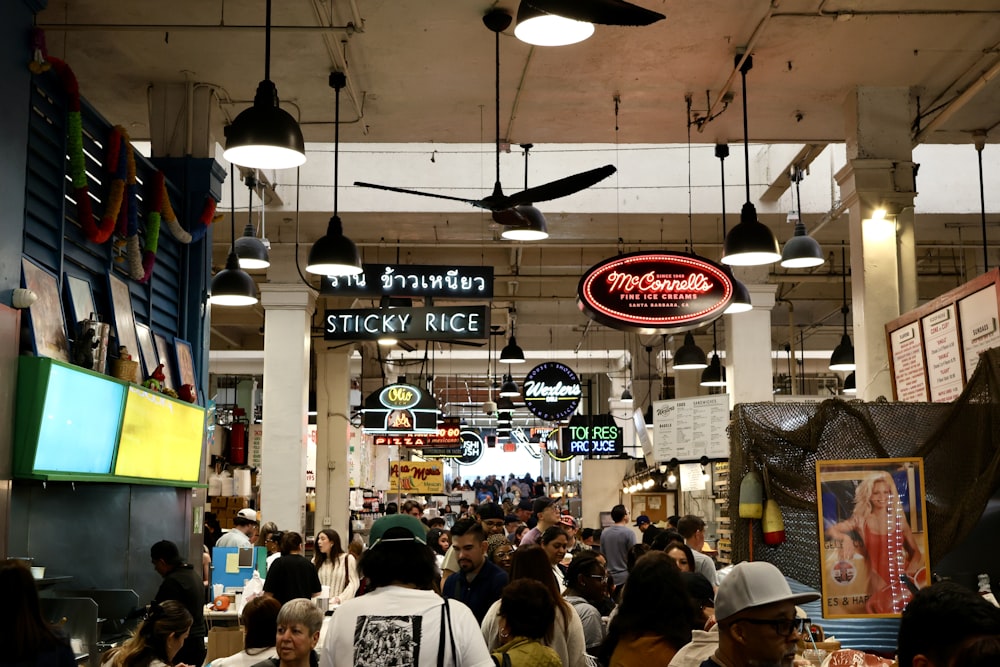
[700,561,818,667]
[518,497,562,546]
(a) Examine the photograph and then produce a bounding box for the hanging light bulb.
[829,243,856,371]
[234,170,270,269]
[780,166,824,268]
[700,323,727,387]
[722,56,781,266]
[499,373,520,398]
[209,163,259,306]
[667,469,677,485]
[514,2,594,46]
[673,332,708,370]
[843,372,857,394]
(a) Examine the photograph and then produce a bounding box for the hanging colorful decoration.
[138,171,180,282]
[106,126,145,280]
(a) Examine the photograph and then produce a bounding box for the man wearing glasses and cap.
[215,507,258,548]
[699,561,819,667]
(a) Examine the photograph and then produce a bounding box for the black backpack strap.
[438,599,456,667]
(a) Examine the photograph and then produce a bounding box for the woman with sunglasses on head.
[313,529,359,606]
[101,601,193,667]
[562,551,611,652]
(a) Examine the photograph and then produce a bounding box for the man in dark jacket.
[442,518,507,622]
[151,540,206,666]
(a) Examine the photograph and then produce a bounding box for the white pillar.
[315,343,352,544]
[837,87,917,401]
[259,283,316,534]
[726,283,778,405]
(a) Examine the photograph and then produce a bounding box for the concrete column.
[725,283,778,405]
[673,369,703,399]
[259,283,316,533]
[315,343,352,544]
[837,87,918,400]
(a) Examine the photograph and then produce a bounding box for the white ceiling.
[36,0,1000,402]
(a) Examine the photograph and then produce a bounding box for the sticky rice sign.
[389,460,445,494]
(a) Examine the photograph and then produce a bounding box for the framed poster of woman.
[21,257,70,362]
[816,458,930,618]
[107,273,141,382]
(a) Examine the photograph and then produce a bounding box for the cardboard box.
[206,626,244,663]
[210,497,227,512]
[229,496,250,510]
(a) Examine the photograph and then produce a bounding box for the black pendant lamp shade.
[234,171,270,269]
[500,373,520,397]
[700,324,727,387]
[223,0,305,170]
[725,277,753,314]
[780,167,824,268]
[829,243,856,372]
[843,371,857,394]
[306,72,362,276]
[673,332,708,370]
[210,164,259,306]
[722,56,781,267]
[514,2,594,46]
[500,335,526,364]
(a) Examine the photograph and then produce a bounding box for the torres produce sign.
[578,251,733,332]
[523,362,582,421]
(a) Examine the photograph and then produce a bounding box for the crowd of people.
[6,477,1000,667]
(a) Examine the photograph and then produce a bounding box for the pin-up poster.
[816,458,930,618]
[388,460,445,494]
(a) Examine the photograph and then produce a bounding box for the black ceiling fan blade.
[526,0,665,26]
[507,164,616,206]
[354,181,483,207]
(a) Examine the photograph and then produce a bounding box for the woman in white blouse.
[313,529,360,605]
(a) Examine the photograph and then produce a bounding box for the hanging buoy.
[763,499,786,545]
[739,470,764,519]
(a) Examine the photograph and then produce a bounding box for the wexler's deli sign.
[523,362,582,422]
[321,264,493,299]
[578,251,734,333]
[324,306,489,341]
[362,383,439,434]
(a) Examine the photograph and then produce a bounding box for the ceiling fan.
[523,0,665,26]
[354,9,616,228]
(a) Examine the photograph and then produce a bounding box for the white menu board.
[652,394,730,461]
[889,321,929,401]
[959,286,1000,379]
[921,304,964,402]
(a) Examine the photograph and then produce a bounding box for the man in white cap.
[215,507,258,548]
[700,561,819,667]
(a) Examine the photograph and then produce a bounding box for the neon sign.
[578,251,733,332]
[523,362,582,421]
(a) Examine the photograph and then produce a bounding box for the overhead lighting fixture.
[234,170,270,269]
[377,337,398,347]
[500,373,520,398]
[700,323,727,387]
[210,163,259,306]
[514,2,594,46]
[502,144,550,241]
[673,332,708,370]
[829,243,856,372]
[499,315,525,363]
[722,55,781,267]
[843,372,857,394]
[306,73,362,276]
[713,143,754,315]
[223,0,305,170]
[780,167,824,268]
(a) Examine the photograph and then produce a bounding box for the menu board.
[885,269,1000,401]
[921,304,964,402]
[889,322,929,402]
[652,394,730,461]
[959,286,1000,380]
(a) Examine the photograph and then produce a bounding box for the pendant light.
[514,2,594,46]
[715,143,753,314]
[621,333,633,400]
[829,243,856,371]
[780,166,824,268]
[843,372,857,394]
[306,72,363,276]
[673,332,708,370]
[499,313,526,364]
[500,372,520,397]
[722,55,781,266]
[234,170,271,269]
[975,131,988,272]
[502,144,549,241]
[700,323,727,387]
[209,163,259,306]
[223,0,305,170]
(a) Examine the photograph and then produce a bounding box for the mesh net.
[728,348,1000,589]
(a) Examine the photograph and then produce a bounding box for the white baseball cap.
[714,561,819,621]
[236,508,258,523]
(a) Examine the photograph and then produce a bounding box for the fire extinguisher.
[229,408,247,466]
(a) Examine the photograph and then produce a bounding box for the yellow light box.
[115,387,205,483]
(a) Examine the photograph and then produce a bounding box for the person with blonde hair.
[827,470,926,614]
[101,601,193,667]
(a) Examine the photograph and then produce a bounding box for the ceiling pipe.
[913,49,1000,145]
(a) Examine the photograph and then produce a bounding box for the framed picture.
[21,257,70,362]
[107,273,141,382]
[154,333,177,391]
[174,337,197,402]
[64,274,97,326]
[816,458,930,618]
[134,323,158,380]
